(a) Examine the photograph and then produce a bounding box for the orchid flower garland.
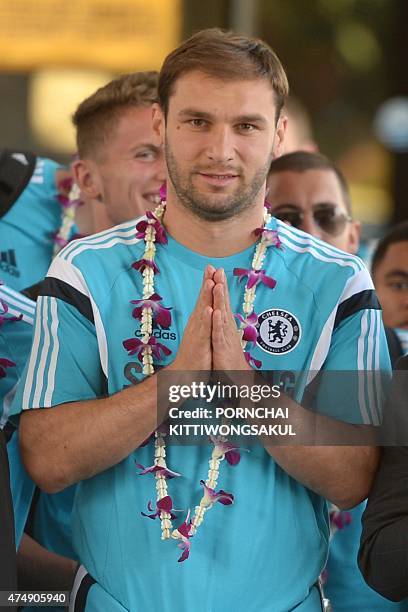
[0,284,21,378]
[123,191,281,561]
[53,177,82,256]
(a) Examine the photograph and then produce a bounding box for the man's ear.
[348,220,361,255]
[71,159,102,200]
[272,114,287,159]
[152,103,165,144]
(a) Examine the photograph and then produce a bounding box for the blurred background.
[1,0,407,238]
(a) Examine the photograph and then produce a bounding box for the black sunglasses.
[274,204,352,237]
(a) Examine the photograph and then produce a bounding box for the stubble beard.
[165,142,273,222]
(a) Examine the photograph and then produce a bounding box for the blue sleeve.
[315,308,391,424]
[11,294,105,415]
[306,266,391,425]
[0,286,35,424]
[31,157,61,199]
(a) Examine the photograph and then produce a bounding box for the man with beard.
[12,29,388,611]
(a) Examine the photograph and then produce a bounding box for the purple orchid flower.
[135,462,181,479]
[177,539,191,563]
[233,268,276,290]
[56,194,71,208]
[57,176,74,193]
[123,336,172,362]
[132,259,160,275]
[330,509,352,530]
[0,358,15,378]
[159,183,167,201]
[130,293,172,329]
[210,437,241,466]
[0,300,22,327]
[56,193,81,209]
[52,232,69,248]
[200,480,234,507]
[234,312,258,345]
[141,495,178,520]
[136,211,167,245]
[175,511,194,563]
[244,351,262,369]
[254,227,282,249]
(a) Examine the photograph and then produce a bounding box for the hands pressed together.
[172,265,252,372]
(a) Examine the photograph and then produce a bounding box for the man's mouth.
[197,172,239,185]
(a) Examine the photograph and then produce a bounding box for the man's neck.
[163,196,266,258]
[75,197,112,235]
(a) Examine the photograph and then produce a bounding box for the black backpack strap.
[0,149,37,219]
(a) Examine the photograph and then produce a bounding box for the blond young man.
[72,71,166,234]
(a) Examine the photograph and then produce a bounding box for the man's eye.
[237,123,256,132]
[389,281,408,291]
[189,119,207,128]
[136,151,156,161]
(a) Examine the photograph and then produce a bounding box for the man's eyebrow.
[233,114,267,125]
[129,143,161,152]
[177,109,267,125]
[271,203,300,211]
[178,109,213,120]
[385,270,408,279]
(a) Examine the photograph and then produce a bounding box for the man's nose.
[206,125,234,163]
[300,211,322,238]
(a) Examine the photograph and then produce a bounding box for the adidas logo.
[135,328,177,341]
[0,250,20,278]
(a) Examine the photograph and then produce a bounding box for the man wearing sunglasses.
[267,151,361,254]
[268,150,404,611]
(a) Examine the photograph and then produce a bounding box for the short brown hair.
[73,71,159,158]
[268,151,352,214]
[158,28,289,123]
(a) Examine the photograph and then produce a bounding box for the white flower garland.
[137,202,273,551]
[53,181,81,257]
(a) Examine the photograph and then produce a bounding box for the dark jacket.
[358,355,408,601]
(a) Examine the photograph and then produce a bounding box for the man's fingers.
[202,305,213,339]
[196,265,216,310]
[214,268,234,324]
[205,264,216,280]
[221,272,235,320]
[213,268,224,285]
[213,282,223,310]
[201,279,215,309]
[212,308,225,350]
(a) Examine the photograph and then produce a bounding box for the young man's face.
[266,168,360,253]
[154,70,285,221]
[87,105,166,226]
[374,241,408,329]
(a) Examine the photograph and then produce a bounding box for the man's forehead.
[107,106,156,143]
[168,70,276,113]
[381,242,408,270]
[268,168,346,207]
